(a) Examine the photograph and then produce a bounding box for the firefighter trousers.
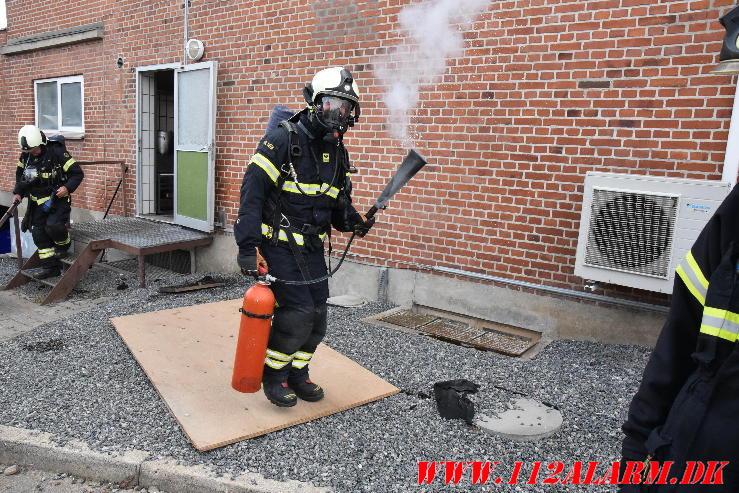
[31,198,71,268]
[259,239,329,383]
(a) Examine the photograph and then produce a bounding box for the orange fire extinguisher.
[231,267,274,393]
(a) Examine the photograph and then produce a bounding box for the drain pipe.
[434,266,668,313]
[183,0,189,65]
[722,81,739,186]
[337,252,669,313]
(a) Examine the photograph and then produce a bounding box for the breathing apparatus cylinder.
[231,280,275,393]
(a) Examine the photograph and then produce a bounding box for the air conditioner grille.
[584,189,678,279]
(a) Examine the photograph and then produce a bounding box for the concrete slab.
[474,397,563,441]
[0,290,111,342]
[326,294,368,308]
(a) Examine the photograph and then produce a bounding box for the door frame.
[134,62,181,217]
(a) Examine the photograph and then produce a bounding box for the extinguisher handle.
[257,266,268,276]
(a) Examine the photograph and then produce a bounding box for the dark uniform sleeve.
[58,148,84,193]
[621,185,739,460]
[331,160,363,233]
[13,154,28,196]
[234,129,289,253]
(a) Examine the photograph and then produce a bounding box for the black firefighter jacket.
[13,142,83,205]
[234,112,362,255]
[621,185,739,491]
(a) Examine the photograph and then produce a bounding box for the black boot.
[288,368,324,402]
[262,380,297,407]
[34,266,61,280]
[262,366,297,407]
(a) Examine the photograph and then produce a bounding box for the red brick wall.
[1,0,736,303]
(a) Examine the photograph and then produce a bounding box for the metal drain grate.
[367,308,540,357]
[378,311,437,329]
[420,319,484,342]
[472,328,537,356]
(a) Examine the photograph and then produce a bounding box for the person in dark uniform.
[620,185,739,491]
[234,67,374,407]
[12,125,84,279]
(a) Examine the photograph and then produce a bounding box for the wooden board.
[111,299,399,451]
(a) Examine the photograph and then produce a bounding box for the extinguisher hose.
[262,232,357,286]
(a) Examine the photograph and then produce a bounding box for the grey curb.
[0,424,328,493]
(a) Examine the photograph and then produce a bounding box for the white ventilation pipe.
[722,81,739,186]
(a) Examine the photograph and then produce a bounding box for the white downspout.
[722,80,739,186]
[183,0,189,65]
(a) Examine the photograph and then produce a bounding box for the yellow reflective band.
[703,306,739,325]
[686,251,709,290]
[261,224,327,246]
[281,181,339,198]
[700,324,738,343]
[30,195,52,205]
[260,224,305,245]
[676,265,705,306]
[62,158,76,172]
[250,153,280,183]
[266,349,293,361]
[17,161,25,168]
[54,233,71,246]
[265,357,291,370]
[293,351,313,361]
[38,248,55,259]
[291,360,309,369]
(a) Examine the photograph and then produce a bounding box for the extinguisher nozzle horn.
[371,148,428,212]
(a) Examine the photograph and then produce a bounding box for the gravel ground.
[0,257,652,492]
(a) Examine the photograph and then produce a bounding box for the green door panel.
[176,151,208,221]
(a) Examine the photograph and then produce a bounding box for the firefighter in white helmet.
[234,67,374,407]
[12,125,84,279]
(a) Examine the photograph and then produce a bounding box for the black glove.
[237,250,258,276]
[354,216,375,238]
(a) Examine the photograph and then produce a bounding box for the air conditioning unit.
[575,172,731,293]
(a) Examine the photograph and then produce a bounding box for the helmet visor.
[320,96,354,126]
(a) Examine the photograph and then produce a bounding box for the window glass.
[177,68,210,148]
[37,82,58,131]
[35,76,83,133]
[61,82,82,127]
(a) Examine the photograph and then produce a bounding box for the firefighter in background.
[620,185,739,491]
[12,125,84,279]
[235,67,374,407]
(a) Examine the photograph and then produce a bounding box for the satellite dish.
[186,39,205,62]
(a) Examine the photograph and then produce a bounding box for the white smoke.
[375,0,490,146]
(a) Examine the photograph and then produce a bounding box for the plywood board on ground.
[110,299,399,451]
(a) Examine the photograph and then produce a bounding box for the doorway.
[138,68,175,220]
[136,61,217,232]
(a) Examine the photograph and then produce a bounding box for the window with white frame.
[0,1,7,30]
[34,75,84,137]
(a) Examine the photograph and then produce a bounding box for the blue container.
[0,227,10,254]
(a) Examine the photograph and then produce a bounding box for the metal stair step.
[19,270,62,288]
[60,254,132,276]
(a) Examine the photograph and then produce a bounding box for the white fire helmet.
[18,125,47,151]
[307,67,359,105]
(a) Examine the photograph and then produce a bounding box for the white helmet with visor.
[303,67,360,135]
